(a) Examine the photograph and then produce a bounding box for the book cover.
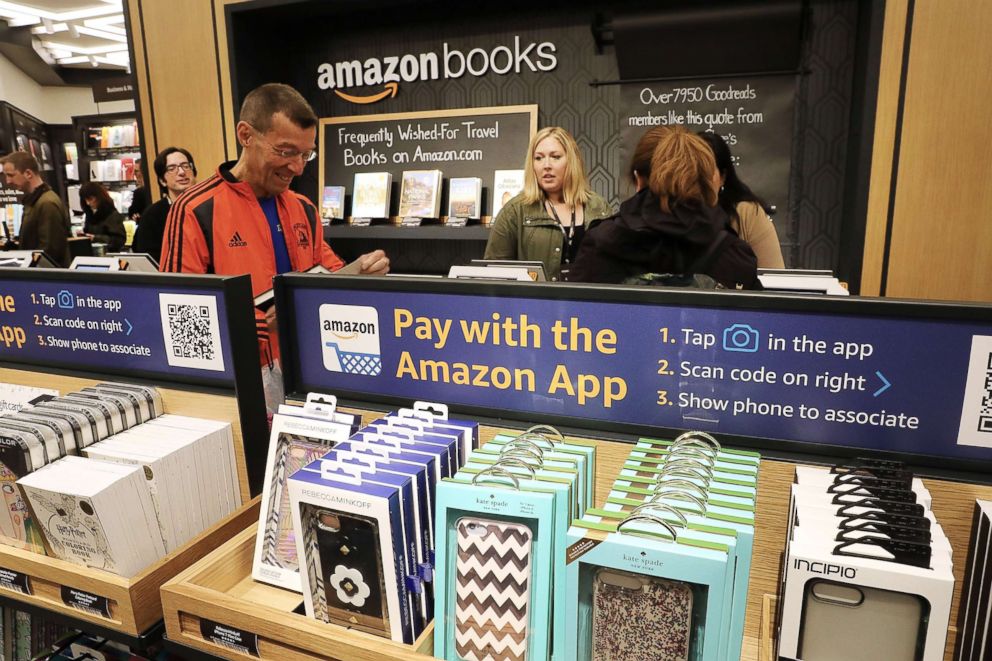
[447,177,482,219]
[352,172,392,219]
[492,169,525,219]
[121,158,135,181]
[398,170,442,219]
[321,186,345,221]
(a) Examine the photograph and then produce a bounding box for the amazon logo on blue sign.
[319,304,382,376]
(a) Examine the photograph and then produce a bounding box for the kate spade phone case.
[454,517,533,661]
[260,433,332,570]
[591,568,693,661]
[301,504,389,636]
[798,580,925,660]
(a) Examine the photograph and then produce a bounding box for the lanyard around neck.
[545,199,576,238]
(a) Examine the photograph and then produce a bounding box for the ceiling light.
[88,55,98,67]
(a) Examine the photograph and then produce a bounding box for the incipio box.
[779,534,954,661]
[288,460,415,644]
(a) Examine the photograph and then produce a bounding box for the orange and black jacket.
[160,162,344,364]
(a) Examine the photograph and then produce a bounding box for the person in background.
[484,126,612,281]
[0,151,70,266]
[131,147,196,261]
[127,158,151,220]
[568,127,758,289]
[697,131,785,269]
[79,181,126,252]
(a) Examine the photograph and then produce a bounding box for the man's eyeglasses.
[247,125,317,163]
[164,163,193,174]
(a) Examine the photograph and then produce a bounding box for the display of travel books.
[351,172,392,221]
[492,169,525,221]
[447,177,482,223]
[398,169,443,220]
[321,186,345,223]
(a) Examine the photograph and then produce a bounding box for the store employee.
[160,83,390,366]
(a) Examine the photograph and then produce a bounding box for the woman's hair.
[79,181,114,208]
[696,131,772,221]
[520,126,593,206]
[649,127,720,214]
[628,126,673,186]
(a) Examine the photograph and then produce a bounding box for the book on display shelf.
[447,177,482,220]
[492,169,525,220]
[398,170,443,219]
[321,186,345,222]
[352,172,392,219]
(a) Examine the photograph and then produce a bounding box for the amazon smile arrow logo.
[334,82,398,104]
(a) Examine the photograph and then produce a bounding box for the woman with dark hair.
[697,131,784,268]
[567,127,758,289]
[79,181,126,252]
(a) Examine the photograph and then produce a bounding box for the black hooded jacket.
[567,188,759,289]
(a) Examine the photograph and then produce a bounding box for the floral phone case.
[260,433,332,570]
[591,568,693,661]
[454,517,533,661]
[301,504,389,636]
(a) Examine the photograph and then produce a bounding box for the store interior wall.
[0,53,134,125]
[128,0,992,303]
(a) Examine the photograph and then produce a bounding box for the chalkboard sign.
[619,75,795,222]
[319,105,536,220]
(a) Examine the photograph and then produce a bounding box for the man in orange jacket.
[160,83,389,370]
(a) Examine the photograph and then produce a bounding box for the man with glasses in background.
[131,147,197,259]
[160,83,389,407]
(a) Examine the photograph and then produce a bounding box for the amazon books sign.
[317,36,558,104]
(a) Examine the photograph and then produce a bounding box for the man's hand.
[357,249,390,275]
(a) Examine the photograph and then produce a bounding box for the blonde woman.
[568,127,758,289]
[484,126,612,281]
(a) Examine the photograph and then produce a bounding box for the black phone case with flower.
[315,510,388,635]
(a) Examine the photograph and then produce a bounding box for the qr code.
[159,294,225,372]
[957,335,992,447]
[167,304,214,359]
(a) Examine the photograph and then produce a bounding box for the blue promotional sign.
[0,271,248,387]
[277,276,992,468]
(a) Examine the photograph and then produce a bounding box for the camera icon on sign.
[57,290,74,309]
[723,323,760,353]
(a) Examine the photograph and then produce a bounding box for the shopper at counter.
[484,126,612,281]
[131,147,197,261]
[567,127,759,289]
[160,82,389,366]
[127,160,151,220]
[698,131,785,269]
[0,151,70,266]
[79,182,126,253]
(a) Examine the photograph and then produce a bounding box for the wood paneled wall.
[127,0,245,202]
[861,0,992,301]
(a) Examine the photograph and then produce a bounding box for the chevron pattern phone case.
[454,517,532,661]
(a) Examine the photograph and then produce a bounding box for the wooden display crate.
[0,367,263,638]
[161,524,434,661]
[0,499,258,636]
